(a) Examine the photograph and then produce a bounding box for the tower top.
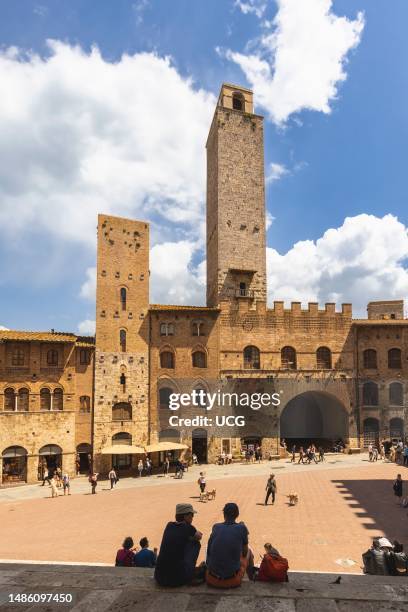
[217,83,254,114]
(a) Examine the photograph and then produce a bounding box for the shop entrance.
[192,428,207,463]
[38,444,62,479]
[76,443,92,474]
[2,446,27,484]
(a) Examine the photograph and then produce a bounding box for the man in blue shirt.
[206,502,253,588]
[134,537,157,567]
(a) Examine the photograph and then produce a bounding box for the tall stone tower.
[94,214,150,473]
[206,83,267,307]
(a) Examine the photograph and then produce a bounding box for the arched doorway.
[2,446,27,484]
[192,429,207,463]
[280,391,348,450]
[38,444,62,479]
[389,417,404,441]
[363,418,379,447]
[76,443,92,474]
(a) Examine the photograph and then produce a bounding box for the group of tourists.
[290,444,324,464]
[115,537,157,568]
[150,502,288,587]
[41,467,71,497]
[218,451,234,464]
[363,537,408,575]
[368,440,408,464]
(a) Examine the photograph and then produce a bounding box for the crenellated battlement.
[268,301,352,318]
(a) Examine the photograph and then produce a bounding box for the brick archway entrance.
[280,391,348,450]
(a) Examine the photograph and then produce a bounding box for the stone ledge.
[0,563,407,611]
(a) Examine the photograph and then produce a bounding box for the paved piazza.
[0,454,407,573]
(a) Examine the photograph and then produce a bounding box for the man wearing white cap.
[154,503,203,587]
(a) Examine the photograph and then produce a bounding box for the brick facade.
[1,83,407,483]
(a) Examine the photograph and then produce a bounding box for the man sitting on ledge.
[206,502,254,588]
[154,503,202,587]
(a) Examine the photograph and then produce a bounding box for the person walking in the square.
[264,474,277,506]
[41,467,51,486]
[393,474,403,506]
[198,472,206,494]
[108,468,117,490]
[290,445,296,463]
[90,472,98,494]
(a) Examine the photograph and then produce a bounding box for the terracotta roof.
[149,305,220,312]
[0,330,95,344]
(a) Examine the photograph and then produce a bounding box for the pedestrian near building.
[368,443,373,462]
[290,445,296,463]
[62,473,70,496]
[198,472,206,494]
[265,474,277,506]
[50,476,58,498]
[138,459,144,478]
[41,467,51,487]
[89,472,98,494]
[298,447,305,464]
[319,447,325,462]
[403,445,408,467]
[108,468,117,490]
[380,443,386,461]
[163,457,170,477]
[372,446,378,462]
[393,474,403,506]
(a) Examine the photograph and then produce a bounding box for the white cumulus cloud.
[235,0,267,18]
[80,267,97,300]
[267,214,408,316]
[226,0,365,124]
[266,162,289,183]
[77,319,96,335]
[0,41,215,247]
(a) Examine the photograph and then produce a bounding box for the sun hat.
[176,503,197,515]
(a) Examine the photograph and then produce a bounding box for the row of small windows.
[244,346,332,370]
[160,350,207,369]
[160,322,205,337]
[3,388,64,411]
[3,389,91,412]
[10,348,90,367]
[363,348,402,369]
[362,381,404,406]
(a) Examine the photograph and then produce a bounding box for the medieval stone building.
[1,84,407,484]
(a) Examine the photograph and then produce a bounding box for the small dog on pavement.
[287,492,299,506]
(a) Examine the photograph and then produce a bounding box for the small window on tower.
[239,282,246,297]
[120,373,126,392]
[232,92,244,111]
[120,287,127,311]
[120,329,127,352]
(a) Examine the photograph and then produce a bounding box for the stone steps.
[0,563,407,611]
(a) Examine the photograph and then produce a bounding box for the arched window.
[192,321,205,336]
[389,382,403,406]
[79,395,91,413]
[232,92,244,111]
[159,387,173,410]
[120,373,126,392]
[112,402,132,421]
[53,388,63,411]
[112,432,132,445]
[40,388,51,411]
[160,351,175,369]
[362,381,378,406]
[390,417,404,439]
[120,329,126,352]
[12,348,25,366]
[363,349,377,369]
[244,346,260,369]
[316,347,331,369]
[160,322,175,336]
[80,349,90,365]
[281,346,296,370]
[4,388,16,411]
[18,388,29,412]
[363,418,379,447]
[120,287,127,311]
[192,351,207,368]
[47,349,58,366]
[388,348,402,369]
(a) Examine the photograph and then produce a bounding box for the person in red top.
[115,537,136,567]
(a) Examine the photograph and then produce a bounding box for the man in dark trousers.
[155,503,203,587]
[265,474,277,506]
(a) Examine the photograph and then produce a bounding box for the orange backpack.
[257,553,289,582]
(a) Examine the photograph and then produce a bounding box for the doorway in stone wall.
[192,428,207,463]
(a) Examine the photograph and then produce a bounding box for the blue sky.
[0,0,407,333]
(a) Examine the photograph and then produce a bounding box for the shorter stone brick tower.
[206,83,267,308]
[93,214,150,473]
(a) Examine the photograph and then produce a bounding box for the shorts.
[206,555,248,588]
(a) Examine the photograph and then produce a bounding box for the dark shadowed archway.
[280,391,348,449]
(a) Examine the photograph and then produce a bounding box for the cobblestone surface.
[0,455,407,573]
